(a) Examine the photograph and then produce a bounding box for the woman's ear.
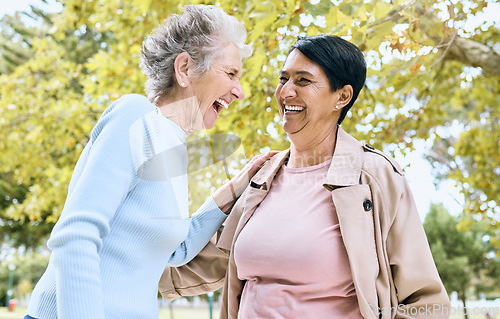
[174,52,192,87]
[335,85,353,110]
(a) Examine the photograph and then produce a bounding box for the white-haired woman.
[25,5,275,319]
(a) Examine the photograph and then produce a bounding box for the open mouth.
[284,105,305,114]
[213,98,229,114]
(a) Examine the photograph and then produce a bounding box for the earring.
[180,82,186,87]
[335,105,339,109]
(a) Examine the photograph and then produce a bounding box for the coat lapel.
[323,127,363,189]
[323,127,379,317]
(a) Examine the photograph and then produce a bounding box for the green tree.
[0,1,112,248]
[0,13,35,75]
[0,251,50,306]
[426,121,500,250]
[423,203,499,318]
[0,0,498,246]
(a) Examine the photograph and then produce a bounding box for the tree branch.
[367,1,500,76]
[444,36,500,75]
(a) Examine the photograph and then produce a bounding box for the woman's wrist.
[213,182,237,214]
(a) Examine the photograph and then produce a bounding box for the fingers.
[256,152,275,167]
[228,151,280,199]
[245,151,279,175]
[248,151,279,164]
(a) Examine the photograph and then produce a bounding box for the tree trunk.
[460,288,469,319]
[169,302,174,319]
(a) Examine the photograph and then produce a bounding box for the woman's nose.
[231,81,245,100]
[279,81,296,99]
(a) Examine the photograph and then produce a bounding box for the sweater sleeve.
[168,195,227,267]
[46,95,146,319]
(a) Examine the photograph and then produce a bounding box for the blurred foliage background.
[0,0,498,308]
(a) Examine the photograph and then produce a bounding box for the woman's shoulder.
[91,94,155,140]
[103,94,155,120]
[360,142,404,183]
[117,93,151,104]
[106,94,154,117]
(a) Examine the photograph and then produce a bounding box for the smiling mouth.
[213,98,229,113]
[284,105,305,114]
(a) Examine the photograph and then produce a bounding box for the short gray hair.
[139,5,252,102]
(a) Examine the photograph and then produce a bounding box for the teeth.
[216,98,229,109]
[284,105,305,112]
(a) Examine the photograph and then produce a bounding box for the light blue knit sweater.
[27,94,227,319]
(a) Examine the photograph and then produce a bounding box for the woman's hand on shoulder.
[213,151,279,213]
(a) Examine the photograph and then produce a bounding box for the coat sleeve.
[158,191,246,301]
[386,175,451,318]
[159,239,229,301]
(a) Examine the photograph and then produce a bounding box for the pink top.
[234,159,362,318]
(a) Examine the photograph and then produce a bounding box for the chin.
[282,122,296,134]
[203,119,217,130]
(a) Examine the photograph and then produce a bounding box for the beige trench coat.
[159,127,451,319]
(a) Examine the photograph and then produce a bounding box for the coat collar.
[323,126,363,188]
[217,127,364,252]
[249,149,290,189]
[250,126,363,190]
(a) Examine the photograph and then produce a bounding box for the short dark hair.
[290,35,366,124]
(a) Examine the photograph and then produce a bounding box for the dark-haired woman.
[159,35,450,319]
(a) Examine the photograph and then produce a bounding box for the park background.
[0,0,498,318]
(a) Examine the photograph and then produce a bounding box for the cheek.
[274,90,282,108]
[221,75,234,88]
[274,84,283,98]
[202,103,211,115]
[275,89,283,116]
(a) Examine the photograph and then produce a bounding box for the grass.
[0,305,220,319]
[158,305,220,319]
[0,306,25,319]
[1,306,497,319]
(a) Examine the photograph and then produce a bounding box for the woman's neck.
[155,95,203,135]
[287,128,338,168]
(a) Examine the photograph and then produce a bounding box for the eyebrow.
[226,66,242,76]
[280,70,314,77]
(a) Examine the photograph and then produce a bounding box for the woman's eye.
[278,77,288,84]
[297,78,311,85]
